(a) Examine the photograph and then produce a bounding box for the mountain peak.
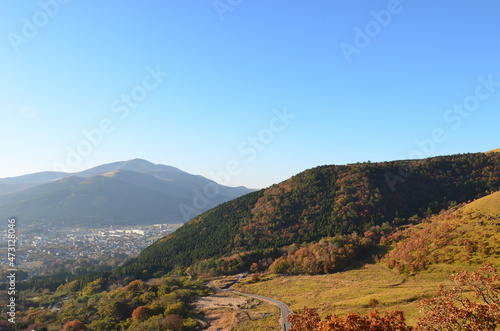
[74,159,182,177]
[120,158,156,167]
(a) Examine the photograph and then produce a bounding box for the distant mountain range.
[0,159,253,227]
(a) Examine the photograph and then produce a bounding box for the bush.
[164,314,184,331]
[62,320,87,331]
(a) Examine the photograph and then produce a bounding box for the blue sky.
[1,0,499,189]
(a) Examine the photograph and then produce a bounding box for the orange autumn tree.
[288,308,321,331]
[416,262,500,330]
[62,320,87,331]
[131,305,152,322]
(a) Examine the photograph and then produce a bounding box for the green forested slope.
[117,152,500,278]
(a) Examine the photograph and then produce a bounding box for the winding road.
[226,288,292,331]
[218,273,292,331]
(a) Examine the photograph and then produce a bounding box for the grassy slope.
[462,190,500,214]
[233,264,472,326]
[234,299,280,331]
[233,191,500,326]
[383,191,500,272]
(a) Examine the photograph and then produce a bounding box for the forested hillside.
[1,276,207,330]
[117,152,500,278]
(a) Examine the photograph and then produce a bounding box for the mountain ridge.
[115,151,500,278]
[0,159,254,227]
[0,159,191,192]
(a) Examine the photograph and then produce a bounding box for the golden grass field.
[462,190,500,215]
[232,263,476,326]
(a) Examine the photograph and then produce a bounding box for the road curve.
[225,288,292,331]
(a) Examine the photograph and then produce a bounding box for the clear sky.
[1,1,499,189]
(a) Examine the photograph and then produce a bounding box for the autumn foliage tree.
[62,320,87,331]
[288,308,321,331]
[131,305,152,322]
[416,262,500,330]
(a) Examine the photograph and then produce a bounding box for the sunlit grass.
[462,190,500,215]
[234,298,280,331]
[233,263,464,326]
